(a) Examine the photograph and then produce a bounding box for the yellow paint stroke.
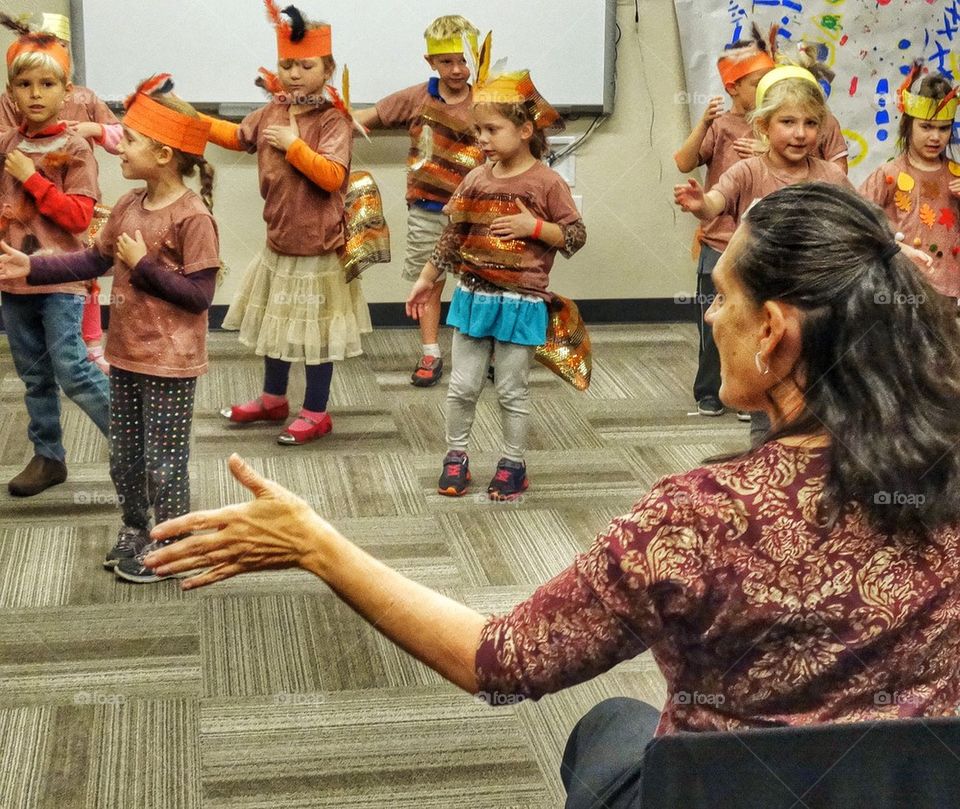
[812,14,843,42]
[843,129,868,168]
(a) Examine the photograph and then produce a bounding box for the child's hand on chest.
[116,229,149,268]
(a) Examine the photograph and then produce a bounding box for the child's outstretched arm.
[0,240,111,284]
[674,178,724,221]
[674,95,724,173]
[199,113,246,152]
[64,121,124,155]
[4,151,95,233]
[352,107,381,130]
[264,108,346,192]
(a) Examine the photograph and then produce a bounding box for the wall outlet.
[547,135,576,186]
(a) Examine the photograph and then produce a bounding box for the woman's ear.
[760,300,803,375]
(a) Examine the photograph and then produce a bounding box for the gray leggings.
[446,330,535,462]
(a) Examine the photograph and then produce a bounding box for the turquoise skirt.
[446,284,548,346]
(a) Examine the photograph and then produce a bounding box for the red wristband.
[532,218,544,240]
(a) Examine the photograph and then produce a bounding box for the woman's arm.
[145,455,487,693]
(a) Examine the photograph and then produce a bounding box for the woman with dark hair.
[145,184,960,807]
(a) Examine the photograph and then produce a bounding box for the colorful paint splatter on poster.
[673,0,958,183]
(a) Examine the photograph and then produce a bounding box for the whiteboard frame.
[70,0,616,115]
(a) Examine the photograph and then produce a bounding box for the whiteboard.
[73,0,616,112]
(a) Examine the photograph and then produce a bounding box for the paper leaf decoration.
[896,171,915,192]
[919,203,936,228]
[949,161,960,177]
[940,207,956,228]
[894,189,912,213]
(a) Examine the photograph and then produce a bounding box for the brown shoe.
[8,455,68,497]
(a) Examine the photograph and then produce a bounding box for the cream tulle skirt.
[222,247,372,364]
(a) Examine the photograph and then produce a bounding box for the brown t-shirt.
[819,112,849,164]
[0,126,98,296]
[713,155,854,226]
[698,111,754,251]
[236,101,352,256]
[374,81,482,205]
[96,189,220,377]
[433,162,584,299]
[697,111,849,251]
[0,86,119,132]
[859,153,960,297]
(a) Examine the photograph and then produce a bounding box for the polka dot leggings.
[109,368,196,530]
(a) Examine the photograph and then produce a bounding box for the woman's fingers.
[151,506,234,540]
[228,453,272,498]
[180,562,242,591]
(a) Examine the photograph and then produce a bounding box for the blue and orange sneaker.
[438,450,471,496]
[487,458,529,501]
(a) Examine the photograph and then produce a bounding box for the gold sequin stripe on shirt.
[447,194,525,225]
[405,106,484,201]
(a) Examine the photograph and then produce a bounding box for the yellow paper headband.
[426,31,478,56]
[901,90,959,122]
[38,13,71,42]
[755,65,821,109]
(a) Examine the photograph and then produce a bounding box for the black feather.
[282,6,306,42]
[751,22,767,53]
[0,13,32,38]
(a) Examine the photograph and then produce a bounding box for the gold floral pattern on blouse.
[475,441,960,735]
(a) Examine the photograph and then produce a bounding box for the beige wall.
[2,0,699,308]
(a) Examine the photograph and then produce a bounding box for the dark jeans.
[561,698,660,809]
[693,244,722,403]
[2,291,110,461]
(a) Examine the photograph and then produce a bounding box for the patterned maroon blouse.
[475,441,960,735]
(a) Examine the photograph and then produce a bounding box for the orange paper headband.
[717,51,775,88]
[5,36,71,76]
[277,24,331,59]
[123,94,210,156]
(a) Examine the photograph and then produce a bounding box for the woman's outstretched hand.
[144,453,327,589]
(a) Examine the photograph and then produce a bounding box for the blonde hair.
[141,94,216,211]
[8,49,68,82]
[748,77,826,138]
[424,15,479,41]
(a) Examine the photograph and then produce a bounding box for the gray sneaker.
[114,538,194,584]
[104,526,150,570]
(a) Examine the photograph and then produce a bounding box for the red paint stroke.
[849,76,859,95]
[839,34,848,46]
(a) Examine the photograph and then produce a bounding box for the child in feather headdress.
[206,2,370,446]
[1,12,123,375]
[0,73,220,584]
[0,18,110,498]
[859,61,960,300]
[673,22,776,420]
[354,15,484,388]
[406,35,587,501]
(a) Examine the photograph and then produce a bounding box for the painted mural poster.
[673,0,958,184]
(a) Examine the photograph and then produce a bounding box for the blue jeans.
[2,292,110,461]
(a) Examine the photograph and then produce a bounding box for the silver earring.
[754,350,770,375]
